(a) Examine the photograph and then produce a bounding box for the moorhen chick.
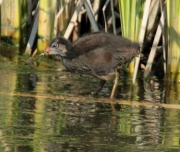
[44,32,139,99]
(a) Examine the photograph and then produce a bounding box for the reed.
[57,0,73,36]
[0,1,1,44]
[63,0,85,39]
[164,82,180,147]
[118,0,145,75]
[37,0,56,52]
[1,0,22,44]
[144,7,166,78]
[119,0,145,42]
[133,0,151,84]
[20,0,28,47]
[166,0,180,81]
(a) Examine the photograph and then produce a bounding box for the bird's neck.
[61,57,76,73]
[63,43,81,59]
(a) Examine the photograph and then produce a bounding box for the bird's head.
[44,37,72,57]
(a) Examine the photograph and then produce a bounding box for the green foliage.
[119,0,145,42]
[166,0,180,81]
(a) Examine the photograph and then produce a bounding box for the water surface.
[0,51,180,152]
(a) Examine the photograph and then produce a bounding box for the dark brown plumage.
[45,32,139,98]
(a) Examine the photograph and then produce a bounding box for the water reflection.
[0,55,180,151]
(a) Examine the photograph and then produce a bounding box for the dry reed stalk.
[160,1,166,74]
[102,0,110,32]
[132,0,151,84]
[92,0,101,21]
[144,7,166,78]
[25,2,39,55]
[54,1,70,36]
[1,91,180,110]
[64,0,85,39]
[84,0,99,32]
[110,0,116,35]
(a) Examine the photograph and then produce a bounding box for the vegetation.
[0,0,180,81]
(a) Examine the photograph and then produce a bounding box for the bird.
[44,32,139,99]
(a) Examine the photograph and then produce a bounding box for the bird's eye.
[52,42,58,48]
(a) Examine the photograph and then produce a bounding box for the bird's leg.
[110,71,119,99]
[93,80,106,95]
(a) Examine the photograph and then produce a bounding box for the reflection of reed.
[116,76,165,150]
[136,80,164,149]
[0,91,180,110]
[132,105,164,150]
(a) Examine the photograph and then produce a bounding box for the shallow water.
[0,52,180,152]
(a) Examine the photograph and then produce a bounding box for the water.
[0,51,180,152]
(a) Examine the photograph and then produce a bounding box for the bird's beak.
[40,46,50,56]
[45,46,51,54]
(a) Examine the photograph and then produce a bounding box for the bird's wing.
[81,48,113,67]
[78,48,116,78]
